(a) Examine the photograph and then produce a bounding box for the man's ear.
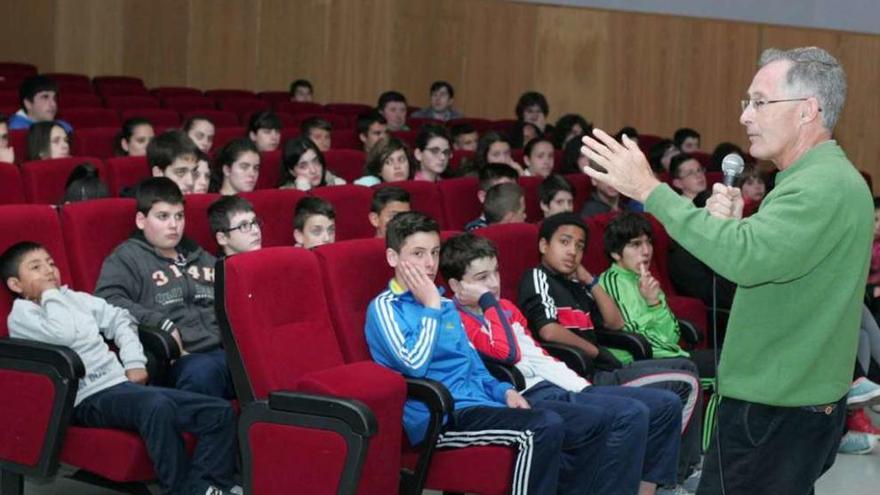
[359,133,367,144]
[386,247,399,268]
[538,237,548,256]
[22,99,33,115]
[477,190,487,204]
[6,276,23,296]
[448,277,462,296]
[672,177,683,190]
[248,131,257,141]
[215,231,229,248]
[368,211,380,228]
[151,166,163,178]
[121,138,130,153]
[610,251,622,263]
[135,211,147,230]
[413,148,424,164]
[293,229,304,246]
[539,202,550,216]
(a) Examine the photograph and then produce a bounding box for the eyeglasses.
[679,166,705,179]
[225,218,263,233]
[740,97,819,112]
[425,147,452,158]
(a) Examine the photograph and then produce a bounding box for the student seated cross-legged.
[1,241,238,495]
[95,177,234,399]
[365,211,609,495]
[440,232,683,495]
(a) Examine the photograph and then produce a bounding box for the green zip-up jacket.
[645,140,872,407]
[600,263,689,359]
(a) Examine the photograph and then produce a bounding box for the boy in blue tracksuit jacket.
[365,211,613,495]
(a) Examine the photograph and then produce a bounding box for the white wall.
[515,0,880,35]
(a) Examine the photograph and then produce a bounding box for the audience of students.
[115,118,155,157]
[209,138,260,195]
[9,75,72,132]
[412,124,452,182]
[208,195,263,257]
[26,120,70,160]
[410,81,463,121]
[354,136,413,186]
[293,196,336,249]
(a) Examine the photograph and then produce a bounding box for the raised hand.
[580,129,661,203]
[638,263,661,306]
[399,261,441,309]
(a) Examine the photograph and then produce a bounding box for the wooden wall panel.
[0,0,56,72]
[0,0,876,187]
[121,0,190,87]
[54,0,124,76]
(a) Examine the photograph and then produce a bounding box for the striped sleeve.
[517,268,559,334]
[364,291,442,377]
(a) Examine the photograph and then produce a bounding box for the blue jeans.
[169,348,235,399]
[526,381,682,493]
[697,396,846,495]
[73,381,237,495]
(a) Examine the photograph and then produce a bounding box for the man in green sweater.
[581,47,872,494]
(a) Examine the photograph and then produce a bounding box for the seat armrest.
[268,391,377,436]
[400,378,454,495]
[138,325,181,361]
[595,329,653,360]
[0,338,84,380]
[678,319,701,346]
[481,358,526,390]
[542,342,594,377]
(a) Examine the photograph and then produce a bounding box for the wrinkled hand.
[505,389,531,409]
[0,146,14,164]
[638,264,661,306]
[399,261,441,309]
[580,129,661,203]
[126,368,149,384]
[705,183,744,220]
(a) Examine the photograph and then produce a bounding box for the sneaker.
[681,467,701,493]
[872,403,880,414]
[838,431,877,455]
[203,486,230,495]
[229,486,243,495]
[847,409,880,436]
[657,485,690,495]
[847,377,880,408]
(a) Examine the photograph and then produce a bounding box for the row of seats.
[0,197,707,493]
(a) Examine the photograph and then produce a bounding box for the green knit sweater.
[645,141,872,406]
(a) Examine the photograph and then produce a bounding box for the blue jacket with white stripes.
[365,279,514,444]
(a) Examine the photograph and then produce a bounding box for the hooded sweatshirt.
[95,231,220,353]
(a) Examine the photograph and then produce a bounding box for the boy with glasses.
[208,195,263,257]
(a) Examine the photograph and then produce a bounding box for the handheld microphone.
[721,153,745,187]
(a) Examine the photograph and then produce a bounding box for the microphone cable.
[711,272,727,495]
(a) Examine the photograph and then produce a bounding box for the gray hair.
[759,47,847,130]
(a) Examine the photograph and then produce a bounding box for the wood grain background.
[1,0,877,184]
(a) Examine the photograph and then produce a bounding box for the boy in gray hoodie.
[95,177,233,398]
[1,241,238,495]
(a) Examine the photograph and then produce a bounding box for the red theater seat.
[120,108,181,128]
[324,103,372,117]
[391,130,417,147]
[0,90,17,107]
[42,72,89,85]
[71,127,118,159]
[449,150,475,172]
[0,62,37,77]
[58,93,103,109]
[448,118,495,133]
[517,175,545,222]
[104,156,149,196]
[473,223,541,301]
[323,149,366,184]
[151,87,203,99]
[212,127,246,151]
[239,189,306,247]
[217,98,270,121]
[56,80,95,95]
[289,113,349,130]
[60,108,120,129]
[564,173,592,212]
[104,96,160,111]
[7,130,27,165]
[181,110,238,128]
[310,185,374,240]
[21,157,105,204]
[256,91,289,105]
[329,129,362,151]
[60,198,136,292]
[315,239,517,495]
[216,247,405,494]
[183,193,221,252]
[206,89,255,100]
[0,162,24,204]
[439,177,481,231]
[162,96,215,113]
[276,101,324,115]
[256,150,281,190]
[382,181,446,229]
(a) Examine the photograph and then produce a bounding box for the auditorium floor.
[20,412,880,495]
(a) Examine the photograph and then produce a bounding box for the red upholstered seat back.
[0,162,25,204]
[183,193,221,252]
[163,96,214,113]
[71,127,118,159]
[212,126,246,151]
[315,238,393,363]
[563,173,592,213]
[384,181,445,228]
[310,184,374,240]
[323,149,366,183]
[329,129,362,151]
[240,188,306,247]
[256,150,281,190]
[473,223,541,302]
[60,198,136,292]
[221,247,345,399]
[517,175,544,222]
[60,108,120,128]
[104,156,149,196]
[21,157,105,204]
[104,96,160,111]
[120,108,181,128]
[438,177,481,231]
[0,205,73,337]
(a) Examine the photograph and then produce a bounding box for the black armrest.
[678,319,701,346]
[138,325,180,361]
[595,329,653,360]
[481,358,526,390]
[400,378,454,495]
[0,337,85,379]
[268,391,377,436]
[542,342,594,377]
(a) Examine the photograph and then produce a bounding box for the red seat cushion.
[183,193,222,252]
[60,108,120,129]
[310,185,374,240]
[473,223,541,302]
[21,157,105,204]
[104,96,160,111]
[401,446,514,495]
[439,177,481,231]
[0,161,24,204]
[240,189,306,247]
[120,108,181,128]
[71,127,118,159]
[61,198,136,292]
[104,156,150,196]
[256,150,281,190]
[382,181,445,229]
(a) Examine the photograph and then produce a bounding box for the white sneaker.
[230,486,243,495]
[847,377,880,408]
[838,431,877,455]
